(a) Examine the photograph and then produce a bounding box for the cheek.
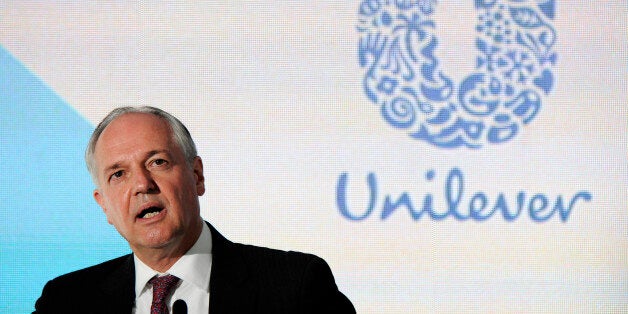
[101,189,131,222]
[104,199,120,217]
[105,212,115,225]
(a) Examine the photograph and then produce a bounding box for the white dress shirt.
[132,223,213,313]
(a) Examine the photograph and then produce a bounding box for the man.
[34,106,355,313]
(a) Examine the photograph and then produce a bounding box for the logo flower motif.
[358,0,557,148]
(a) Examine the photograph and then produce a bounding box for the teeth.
[142,211,160,219]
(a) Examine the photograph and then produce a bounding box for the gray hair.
[85,106,198,184]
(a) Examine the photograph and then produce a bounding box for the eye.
[150,158,169,167]
[109,170,124,181]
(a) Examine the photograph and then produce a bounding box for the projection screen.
[1,1,626,313]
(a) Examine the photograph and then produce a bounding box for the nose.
[132,168,158,195]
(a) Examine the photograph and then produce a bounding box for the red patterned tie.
[148,275,180,314]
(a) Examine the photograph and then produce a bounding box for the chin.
[141,230,177,248]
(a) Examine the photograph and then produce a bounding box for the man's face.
[93,113,205,256]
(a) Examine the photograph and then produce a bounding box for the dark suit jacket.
[34,222,355,313]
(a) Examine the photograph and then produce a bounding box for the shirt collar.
[134,222,213,297]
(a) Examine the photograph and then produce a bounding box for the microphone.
[173,299,187,314]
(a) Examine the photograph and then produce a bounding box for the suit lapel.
[91,224,256,313]
[99,254,136,313]
[208,223,258,313]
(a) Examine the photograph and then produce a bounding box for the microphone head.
[173,299,187,314]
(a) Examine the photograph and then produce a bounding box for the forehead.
[94,113,175,163]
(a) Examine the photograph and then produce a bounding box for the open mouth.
[137,206,164,219]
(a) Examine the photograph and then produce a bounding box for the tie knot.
[150,274,179,290]
[149,274,180,314]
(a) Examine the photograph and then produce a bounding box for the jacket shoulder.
[34,254,134,314]
[237,243,320,270]
[230,243,356,313]
[46,254,132,287]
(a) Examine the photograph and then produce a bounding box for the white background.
[1,1,626,312]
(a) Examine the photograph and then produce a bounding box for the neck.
[134,220,204,273]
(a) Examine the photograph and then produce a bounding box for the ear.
[94,189,113,225]
[192,156,205,196]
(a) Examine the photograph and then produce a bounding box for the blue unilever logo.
[357,0,557,148]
